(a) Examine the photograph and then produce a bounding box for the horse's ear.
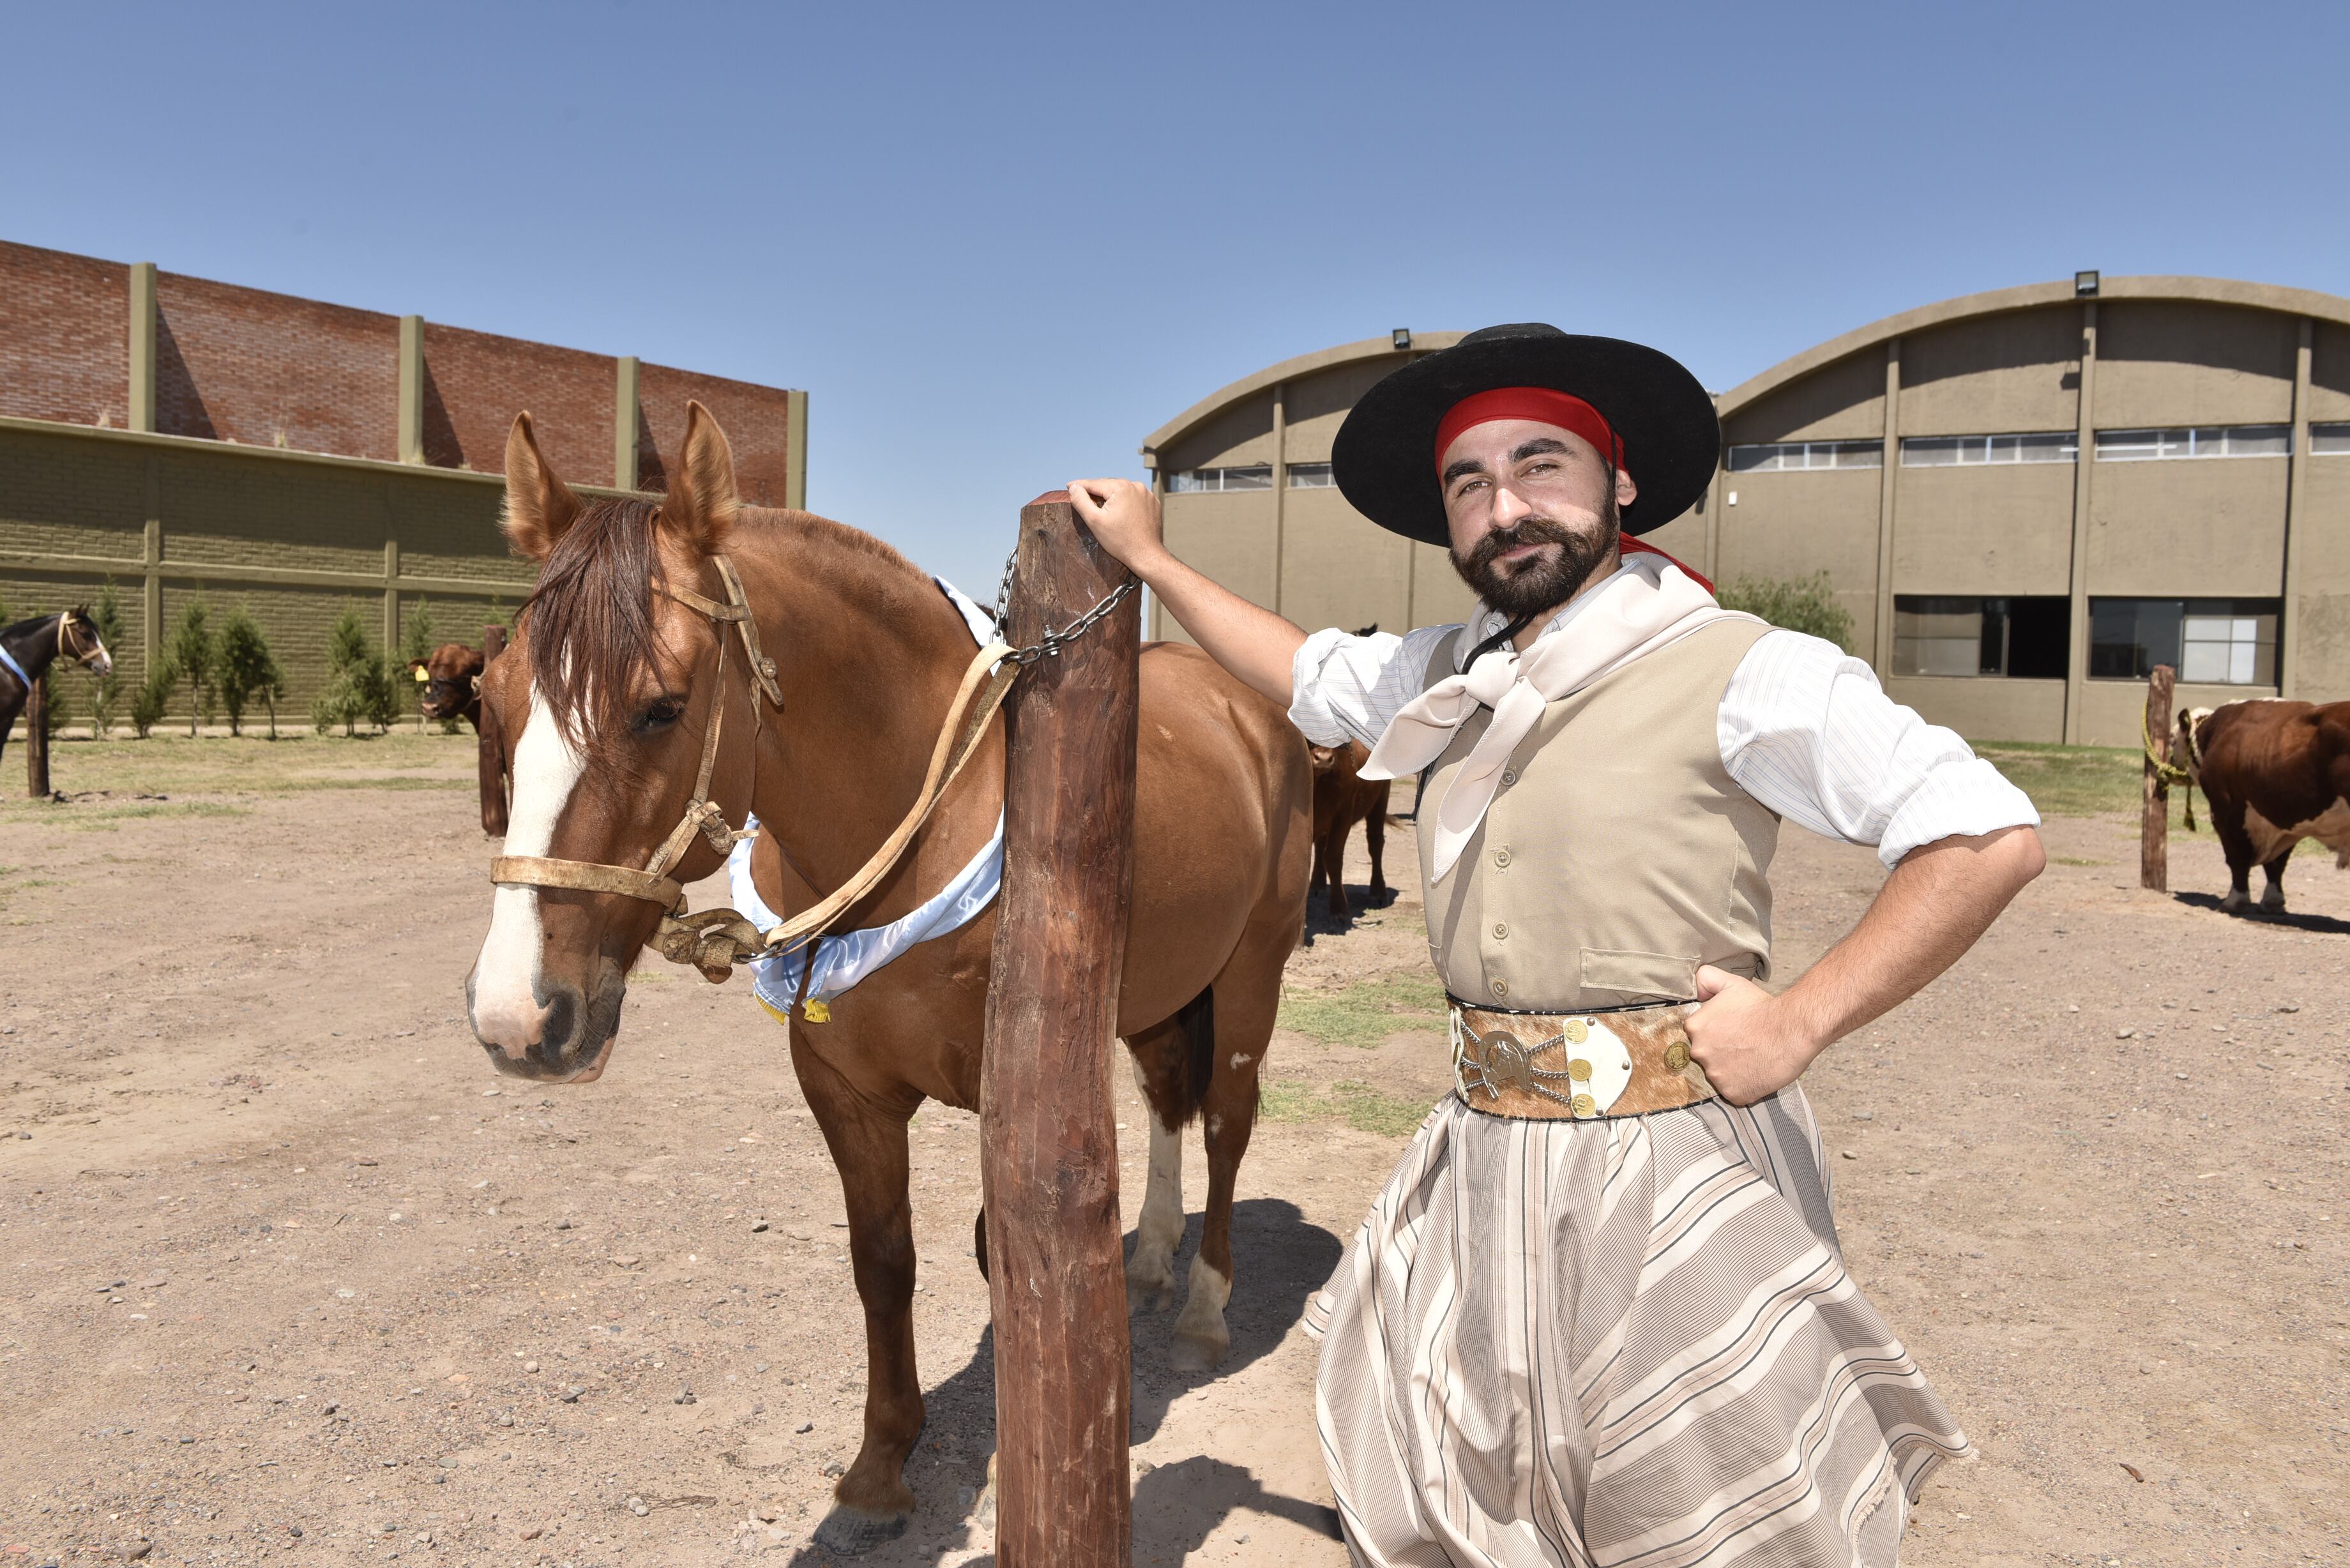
[663,400,739,556]
[502,413,582,562]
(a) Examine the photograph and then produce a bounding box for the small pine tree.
[1714,571,1857,654]
[216,607,284,739]
[87,582,126,739]
[312,607,398,737]
[36,663,69,742]
[167,597,216,737]
[131,660,175,739]
[398,600,437,729]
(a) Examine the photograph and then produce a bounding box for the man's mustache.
[1466,516,1577,570]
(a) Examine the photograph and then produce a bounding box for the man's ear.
[662,400,739,556]
[1614,465,1639,511]
[502,413,583,561]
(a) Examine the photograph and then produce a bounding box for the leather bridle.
[488,554,1017,981]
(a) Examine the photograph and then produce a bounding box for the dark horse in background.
[1,608,114,765]
[464,404,1312,1552]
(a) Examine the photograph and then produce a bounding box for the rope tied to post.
[492,542,1139,985]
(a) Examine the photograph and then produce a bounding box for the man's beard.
[1451,501,1621,619]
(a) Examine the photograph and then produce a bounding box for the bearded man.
[1070,324,2045,1567]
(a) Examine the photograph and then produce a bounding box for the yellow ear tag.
[802,999,831,1024]
[413,667,430,682]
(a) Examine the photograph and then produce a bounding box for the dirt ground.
[1,730,2345,1567]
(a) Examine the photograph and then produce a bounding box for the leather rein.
[489,555,1020,983]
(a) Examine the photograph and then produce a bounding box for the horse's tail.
[1176,985,1216,1117]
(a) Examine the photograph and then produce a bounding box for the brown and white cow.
[2179,699,2350,912]
[1307,738,1391,921]
[407,642,488,730]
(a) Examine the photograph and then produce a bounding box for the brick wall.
[155,271,400,460]
[636,362,796,506]
[421,322,615,483]
[0,240,128,428]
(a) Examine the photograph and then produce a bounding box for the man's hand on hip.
[1687,965,1823,1106]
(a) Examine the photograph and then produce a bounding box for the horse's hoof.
[1126,1279,1174,1315]
[2220,891,2248,912]
[812,1503,911,1557]
[2261,891,2287,912]
[1167,1328,1230,1373]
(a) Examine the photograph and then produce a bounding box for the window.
[1286,462,1337,488]
[2089,598,2277,684]
[2311,422,2350,455]
[2093,425,2292,461]
[1892,596,2068,678]
[1899,432,2077,466]
[1725,439,1881,472]
[1165,465,1273,494]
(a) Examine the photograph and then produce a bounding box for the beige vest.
[1416,617,1778,1011]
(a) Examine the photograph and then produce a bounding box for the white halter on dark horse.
[0,608,114,763]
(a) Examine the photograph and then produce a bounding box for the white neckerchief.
[1361,552,1757,883]
[727,579,1005,1013]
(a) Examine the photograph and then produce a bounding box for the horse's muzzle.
[467,969,627,1083]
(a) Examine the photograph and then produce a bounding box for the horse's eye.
[637,695,687,733]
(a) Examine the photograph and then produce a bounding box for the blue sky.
[7,1,2345,593]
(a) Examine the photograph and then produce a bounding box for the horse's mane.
[522,497,667,764]
[522,499,932,767]
[2,610,82,644]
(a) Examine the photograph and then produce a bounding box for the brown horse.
[466,404,1310,1551]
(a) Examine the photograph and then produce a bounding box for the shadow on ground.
[2171,889,2350,936]
[787,1198,1343,1564]
[1300,881,1400,946]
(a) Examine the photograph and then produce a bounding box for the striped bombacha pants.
[1306,1085,1969,1567]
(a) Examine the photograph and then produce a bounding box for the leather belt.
[1451,999,1715,1120]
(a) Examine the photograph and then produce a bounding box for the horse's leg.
[1171,919,1284,1373]
[1122,1006,1199,1314]
[795,1052,923,1555]
[2260,841,2294,912]
[1365,803,1389,905]
[1324,822,1351,919]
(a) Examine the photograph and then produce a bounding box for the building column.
[2061,301,2100,745]
[383,538,401,656]
[2280,317,2315,698]
[785,389,809,511]
[142,461,162,679]
[1871,338,1902,674]
[613,356,641,490]
[1147,463,1167,640]
[1269,381,1287,616]
[128,262,158,434]
[397,316,425,464]
[1702,395,1725,583]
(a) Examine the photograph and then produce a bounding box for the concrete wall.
[1145,282,2350,742]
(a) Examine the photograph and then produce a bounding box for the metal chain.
[990,546,1141,666]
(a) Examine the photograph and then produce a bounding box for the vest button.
[1494,847,1512,868]
[1492,922,1508,940]
[1490,978,1508,998]
[1501,769,1517,787]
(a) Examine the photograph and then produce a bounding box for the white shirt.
[1289,598,2040,871]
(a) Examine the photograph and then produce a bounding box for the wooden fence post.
[2141,663,2176,892]
[480,624,510,838]
[25,677,50,799]
[980,492,1139,1568]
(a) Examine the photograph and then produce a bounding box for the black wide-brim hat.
[1333,324,1719,544]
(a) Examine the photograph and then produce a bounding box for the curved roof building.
[1142,278,2350,745]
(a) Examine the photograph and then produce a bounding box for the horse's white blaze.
[471,686,586,1050]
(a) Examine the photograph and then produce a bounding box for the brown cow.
[1308,739,1391,920]
[2178,699,2350,912]
[407,642,487,730]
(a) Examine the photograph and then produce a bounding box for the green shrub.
[398,600,436,727]
[131,661,175,739]
[216,607,285,739]
[311,607,398,737]
[87,582,126,738]
[167,598,216,736]
[1714,571,1856,653]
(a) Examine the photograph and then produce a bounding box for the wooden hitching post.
[480,624,510,838]
[980,491,1139,1567]
[25,676,51,799]
[2141,662,2176,892]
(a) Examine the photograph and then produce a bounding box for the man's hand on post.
[1066,479,1168,577]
